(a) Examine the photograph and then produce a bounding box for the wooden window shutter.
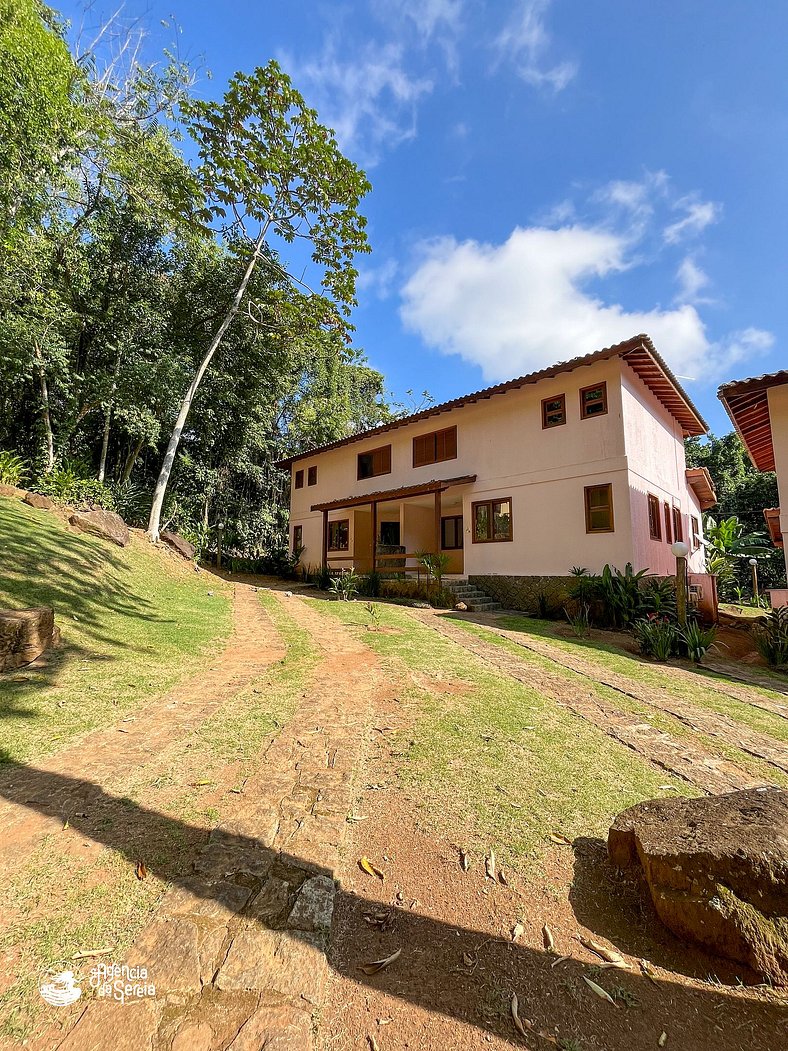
[413,434,431,467]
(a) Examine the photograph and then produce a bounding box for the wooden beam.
[321,509,328,570]
[434,489,441,555]
[371,501,377,573]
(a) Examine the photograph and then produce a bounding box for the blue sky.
[61,1,786,434]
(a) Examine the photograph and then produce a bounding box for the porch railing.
[325,551,430,579]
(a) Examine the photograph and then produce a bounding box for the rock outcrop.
[0,484,27,499]
[0,607,57,671]
[23,492,53,510]
[161,530,196,560]
[69,509,130,547]
[609,788,788,984]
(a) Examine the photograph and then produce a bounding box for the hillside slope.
[0,496,232,763]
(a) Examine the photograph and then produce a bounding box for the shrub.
[34,465,116,510]
[564,603,591,638]
[0,450,28,487]
[359,570,382,597]
[110,480,149,525]
[633,615,678,661]
[599,563,650,629]
[752,607,788,668]
[328,569,360,601]
[678,620,717,663]
[641,576,677,619]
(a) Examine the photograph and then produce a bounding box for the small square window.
[580,382,608,420]
[472,498,513,542]
[328,519,349,551]
[542,393,566,428]
[307,465,317,486]
[294,469,304,489]
[585,483,614,533]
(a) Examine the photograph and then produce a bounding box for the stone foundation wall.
[0,607,55,671]
[469,575,575,615]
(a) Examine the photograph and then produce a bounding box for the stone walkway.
[56,593,392,1051]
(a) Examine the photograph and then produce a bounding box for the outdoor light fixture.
[671,541,689,559]
[671,540,690,627]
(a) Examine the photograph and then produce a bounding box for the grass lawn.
[0,497,232,764]
[307,598,689,866]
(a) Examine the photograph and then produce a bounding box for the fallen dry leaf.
[511,921,525,942]
[135,861,148,881]
[582,975,618,1006]
[578,935,629,969]
[367,1036,380,1051]
[347,814,368,823]
[548,832,572,846]
[361,948,401,975]
[462,951,476,967]
[510,992,528,1038]
[62,818,69,831]
[498,869,509,886]
[658,1032,667,1047]
[550,954,570,968]
[542,924,555,952]
[460,850,471,872]
[640,958,659,984]
[359,856,385,881]
[72,946,114,960]
[485,849,497,881]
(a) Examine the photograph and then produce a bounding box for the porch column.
[321,509,328,570]
[433,489,442,554]
[371,501,377,572]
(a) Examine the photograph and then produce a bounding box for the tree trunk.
[97,350,121,483]
[33,342,55,473]
[120,437,143,484]
[147,233,265,541]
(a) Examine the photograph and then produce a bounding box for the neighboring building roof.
[311,474,477,512]
[685,467,718,510]
[764,507,783,548]
[278,333,708,468]
[718,370,788,473]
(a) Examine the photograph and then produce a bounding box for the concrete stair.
[443,579,501,613]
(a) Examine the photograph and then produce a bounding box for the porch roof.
[764,507,783,548]
[718,369,788,472]
[311,474,477,513]
[685,467,717,510]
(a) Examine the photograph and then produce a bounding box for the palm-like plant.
[703,515,769,597]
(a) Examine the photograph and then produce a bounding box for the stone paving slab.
[56,589,392,1051]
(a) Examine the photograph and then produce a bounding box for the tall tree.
[146,60,371,540]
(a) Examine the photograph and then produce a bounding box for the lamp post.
[672,540,689,628]
[216,520,224,571]
[749,557,759,604]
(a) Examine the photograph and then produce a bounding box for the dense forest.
[0,0,393,563]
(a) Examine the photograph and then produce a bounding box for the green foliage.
[568,566,598,605]
[678,620,718,663]
[364,601,381,630]
[0,450,27,485]
[109,480,149,526]
[34,464,115,510]
[418,551,451,591]
[752,607,788,668]
[632,616,678,661]
[641,575,677,618]
[360,570,383,598]
[328,569,360,601]
[598,563,651,629]
[564,603,591,638]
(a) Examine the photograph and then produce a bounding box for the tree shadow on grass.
[0,760,784,1050]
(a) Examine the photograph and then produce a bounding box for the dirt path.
[0,585,287,874]
[453,614,788,776]
[54,592,398,1051]
[412,611,767,795]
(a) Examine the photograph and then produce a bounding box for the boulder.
[69,509,129,547]
[0,607,56,671]
[23,491,53,510]
[0,484,27,499]
[160,529,195,560]
[609,788,788,984]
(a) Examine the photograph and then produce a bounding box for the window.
[664,502,673,544]
[691,516,701,550]
[542,393,566,428]
[357,444,391,480]
[379,521,400,546]
[580,382,608,420]
[293,525,303,553]
[472,498,512,543]
[585,484,614,533]
[327,519,349,551]
[294,469,304,489]
[413,425,457,468]
[672,506,683,542]
[441,515,463,550]
[647,494,662,540]
[307,465,318,486]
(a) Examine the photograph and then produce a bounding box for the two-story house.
[279,334,713,585]
[719,369,788,606]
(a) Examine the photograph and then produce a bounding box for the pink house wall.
[767,383,788,578]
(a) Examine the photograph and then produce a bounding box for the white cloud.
[280,41,432,166]
[495,0,577,91]
[357,258,400,300]
[400,225,772,384]
[675,257,711,304]
[387,0,464,43]
[664,197,721,244]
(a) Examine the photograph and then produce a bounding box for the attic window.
[542,394,566,428]
[580,382,608,420]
